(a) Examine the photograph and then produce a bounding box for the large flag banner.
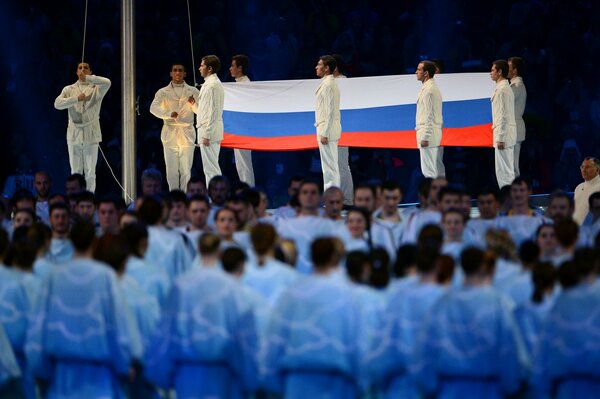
[222,73,495,151]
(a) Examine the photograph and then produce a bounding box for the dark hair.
[421,60,436,78]
[171,63,186,71]
[492,59,509,78]
[299,179,322,195]
[137,196,163,225]
[69,220,97,252]
[8,228,37,270]
[98,194,126,211]
[141,168,163,183]
[369,248,390,289]
[347,207,373,250]
[241,189,261,208]
[431,59,444,73]
[548,190,573,209]
[460,247,496,276]
[435,255,455,284]
[319,55,337,74]
[78,61,92,70]
[573,247,597,278]
[199,233,220,256]
[477,187,499,200]
[511,176,531,190]
[11,189,35,210]
[557,261,579,289]
[121,222,149,258]
[588,191,600,207]
[27,223,52,253]
[75,190,96,205]
[188,194,210,207]
[345,250,369,283]
[554,219,579,248]
[518,240,540,265]
[67,173,87,189]
[214,207,240,228]
[416,247,439,274]
[93,233,129,274]
[231,54,249,75]
[49,202,70,216]
[167,189,189,206]
[251,223,277,258]
[311,237,337,268]
[393,244,417,278]
[202,55,221,73]
[332,54,344,74]
[508,57,524,76]
[531,262,556,303]
[221,247,246,274]
[208,175,231,193]
[354,183,376,199]
[442,208,467,223]
[438,186,461,203]
[417,224,444,252]
[381,180,402,194]
[418,178,433,202]
[288,175,304,188]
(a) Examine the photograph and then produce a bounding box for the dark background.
[1,0,599,206]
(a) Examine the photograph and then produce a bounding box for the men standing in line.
[315,55,342,191]
[150,64,200,191]
[490,59,517,188]
[332,54,354,205]
[509,57,527,177]
[54,62,111,193]
[190,55,225,185]
[229,55,256,186]
[415,61,445,178]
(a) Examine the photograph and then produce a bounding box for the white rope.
[81,0,88,63]
[98,145,135,203]
[186,0,197,86]
[80,0,133,202]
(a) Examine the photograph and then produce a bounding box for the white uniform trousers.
[419,146,446,178]
[318,139,340,191]
[164,145,195,191]
[68,142,99,192]
[495,146,515,188]
[513,141,522,177]
[234,149,255,186]
[338,146,354,205]
[200,141,222,185]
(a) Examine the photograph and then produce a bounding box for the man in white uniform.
[573,157,600,224]
[415,60,445,178]
[490,59,517,188]
[150,64,200,191]
[332,54,354,205]
[190,55,225,185]
[315,55,341,191]
[509,57,527,177]
[54,62,111,192]
[229,55,255,186]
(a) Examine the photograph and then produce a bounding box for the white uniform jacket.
[150,82,200,147]
[54,75,111,145]
[415,78,443,148]
[491,79,517,148]
[196,74,224,142]
[510,76,527,143]
[315,75,341,140]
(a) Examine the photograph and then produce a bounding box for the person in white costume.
[573,156,600,224]
[54,62,111,192]
[416,60,445,178]
[189,55,224,185]
[229,54,256,186]
[490,59,517,188]
[150,64,200,191]
[315,55,342,191]
[332,54,354,205]
[508,57,527,177]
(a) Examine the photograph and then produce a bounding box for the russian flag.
[222,73,495,151]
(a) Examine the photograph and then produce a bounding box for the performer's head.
[315,55,336,78]
[508,57,524,79]
[200,55,221,78]
[77,62,92,80]
[332,54,345,77]
[491,59,509,82]
[230,54,249,79]
[170,64,187,84]
[416,61,436,82]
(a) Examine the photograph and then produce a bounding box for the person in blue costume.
[144,232,259,399]
[0,228,31,398]
[368,247,448,398]
[513,261,557,359]
[121,222,170,307]
[25,220,143,399]
[45,202,74,265]
[243,223,297,305]
[137,196,192,281]
[93,233,161,399]
[411,246,529,399]
[530,248,600,399]
[262,237,364,399]
[0,322,21,396]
